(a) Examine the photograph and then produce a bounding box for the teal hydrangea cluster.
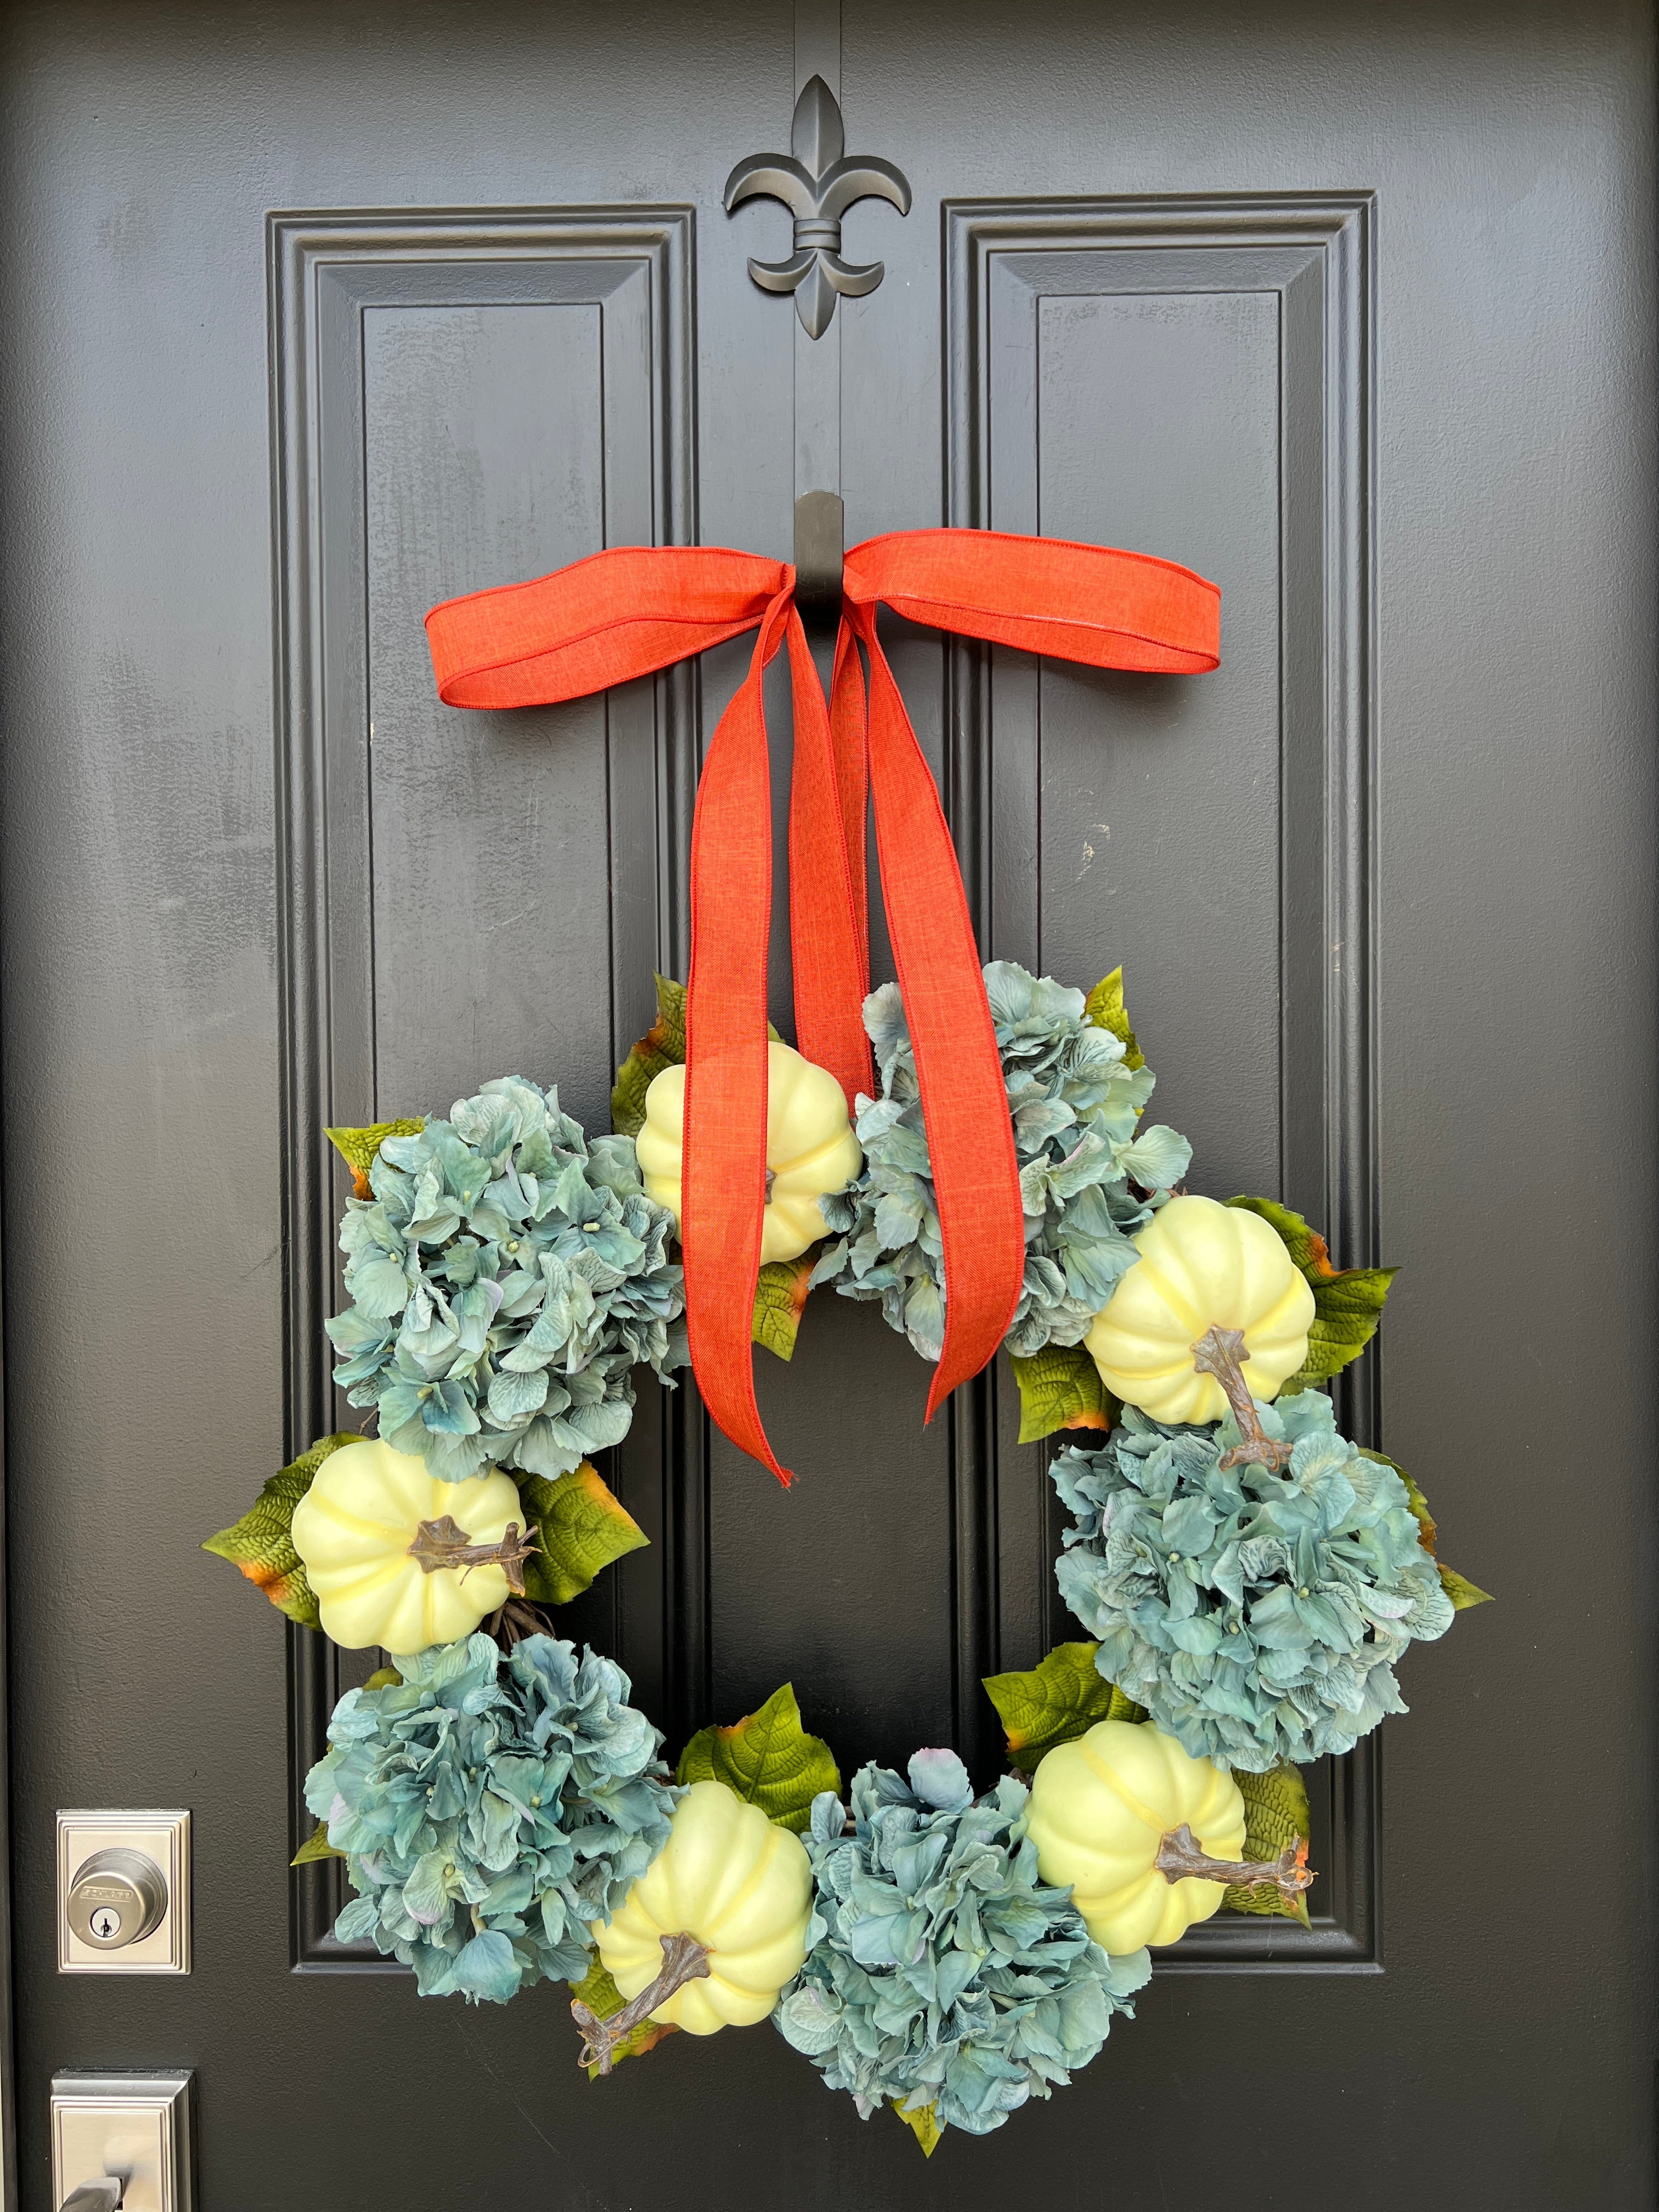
[305,1633,675,2004]
[811,963,1190,1361]
[1052,1392,1454,1772]
[774,1749,1148,2135]
[326,1076,685,1485]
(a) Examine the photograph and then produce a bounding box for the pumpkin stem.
[405,1515,541,1596]
[1154,1821,1315,1909]
[572,1932,711,2076]
[1190,1326,1294,1471]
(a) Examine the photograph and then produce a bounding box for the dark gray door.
[3,1,1654,2204]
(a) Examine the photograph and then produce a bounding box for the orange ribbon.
[426,529,1219,1484]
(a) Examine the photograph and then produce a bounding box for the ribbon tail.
[855,610,1026,1419]
[786,612,872,1108]
[830,619,870,983]
[684,597,794,1486]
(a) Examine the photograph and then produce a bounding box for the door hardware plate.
[57,1812,190,1974]
[51,2072,194,2212]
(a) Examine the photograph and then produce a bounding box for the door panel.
[947,201,1380,1959]
[3,2,1654,2206]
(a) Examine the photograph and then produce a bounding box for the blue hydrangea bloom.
[774,1750,1148,2136]
[1052,1392,1455,1771]
[304,1633,675,2004]
[325,1076,686,1483]
[811,963,1190,1360]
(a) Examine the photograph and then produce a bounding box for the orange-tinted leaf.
[202,1433,357,1630]
[1009,1342,1116,1444]
[1226,1195,1396,1390]
[326,1120,425,1198]
[517,1462,648,1606]
[753,1250,817,1362]
[984,1642,1147,1769]
[676,1683,840,1832]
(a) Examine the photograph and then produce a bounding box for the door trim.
[266,205,698,1967]
[945,193,1380,1967]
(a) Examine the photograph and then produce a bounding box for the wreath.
[205,959,1489,2152]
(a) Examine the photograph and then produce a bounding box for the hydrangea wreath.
[206,961,1490,2153]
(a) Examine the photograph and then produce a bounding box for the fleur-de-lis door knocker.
[725,76,912,337]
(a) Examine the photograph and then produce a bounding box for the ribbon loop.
[845,529,1220,675]
[427,545,790,708]
[426,528,1218,1483]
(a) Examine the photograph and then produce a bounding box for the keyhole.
[89,1907,122,1941]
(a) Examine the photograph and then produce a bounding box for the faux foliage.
[305,1632,676,2005]
[812,964,1189,1363]
[325,1076,686,1486]
[676,1684,841,1833]
[1226,1763,1314,1926]
[326,1119,426,1199]
[1225,1195,1396,1393]
[1051,1392,1455,1771]
[774,1751,1148,2137]
[610,974,690,1142]
[1381,1453,1496,1613]
[751,1249,817,1362]
[982,1642,1147,1772]
[201,1431,356,1628]
[515,1462,648,1607]
[1008,1342,1116,1445]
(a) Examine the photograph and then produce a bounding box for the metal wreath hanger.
[725,72,912,608]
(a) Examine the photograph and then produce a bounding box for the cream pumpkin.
[290,1438,525,1653]
[635,1040,862,1265]
[1085,1193,1315,1424]
[592,1779,813,2034]
[1026,1718,1247,1953]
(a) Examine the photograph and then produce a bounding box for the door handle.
[50,2072,193,2211]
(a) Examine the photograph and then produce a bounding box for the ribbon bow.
[426,529,1219,1484]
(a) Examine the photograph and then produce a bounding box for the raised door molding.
[268,208,701,1967]
[944,196,1379,1966]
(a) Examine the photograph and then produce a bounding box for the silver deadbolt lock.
[58,1812,190,1973]
[65,1849,168,1951]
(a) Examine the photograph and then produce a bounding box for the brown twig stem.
[406,1514,540,1595]
[1190,1325,1294,1471]
[484,1595,551,1650]
[573,1933,711,2076]
[1154,1822,1314,1909]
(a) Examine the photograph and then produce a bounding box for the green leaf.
[365,1665,404,1691]
[610,973,783,1139]
[610,974,689,1139]
[517,1462,648,1607]
[1008,1342,1116,1445]
[202,1433,357,1629]
[1437,1566,1495,1611]
[568,1953,678,2078]
[325,1118,425,1198]
[1360,1451,1494,1612]
[753,1250,817,1363]
[1083,965,1144,1071]
[892,2102,945,2157]
[291,1821,346,1866]
[1226,1194,1397,1391]
[676,1683,840,1832]
[1224,1763,1313,1927]
[984,1642,1147,1770]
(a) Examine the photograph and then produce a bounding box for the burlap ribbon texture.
[426,528,1219,1483]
